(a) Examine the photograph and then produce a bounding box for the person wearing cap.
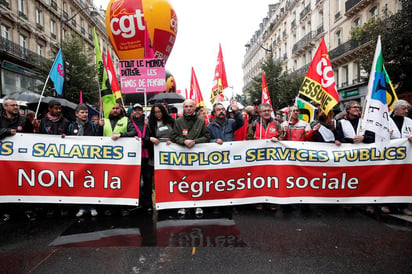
[113,103,154,213]
[171,99,210,217]
[38,99,70,135]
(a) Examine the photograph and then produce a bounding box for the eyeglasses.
[351,106,361,109]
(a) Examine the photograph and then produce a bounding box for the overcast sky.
[95,0,277,106]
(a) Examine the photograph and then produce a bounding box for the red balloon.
[105,0,178,62]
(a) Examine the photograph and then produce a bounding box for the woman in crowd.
[148,103,175,145]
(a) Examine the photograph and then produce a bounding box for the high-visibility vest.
[103,117,128,136]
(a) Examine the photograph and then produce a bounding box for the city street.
[0,205,411,273]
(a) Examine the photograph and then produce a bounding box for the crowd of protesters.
[1,95,412,223]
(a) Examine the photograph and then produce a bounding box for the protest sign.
[0,134,141,206]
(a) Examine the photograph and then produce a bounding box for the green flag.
[94,28,115,118]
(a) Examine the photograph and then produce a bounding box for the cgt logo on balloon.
[105,0,178,62]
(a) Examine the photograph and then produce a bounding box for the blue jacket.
[207,111,244,142]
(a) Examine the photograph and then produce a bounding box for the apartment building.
[243,0,401,107]
[0,0,113,97]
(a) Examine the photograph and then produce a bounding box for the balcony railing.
[0,37,47,66]
[329,36,371,59]
[299,4,311,20]
[0,0,10,8]
[292,31,316,54]
[345,0,362,13]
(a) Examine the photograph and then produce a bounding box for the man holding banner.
[38,100,70,135]
[335,101,375,144]
[388,99,412,216]
[0,97,34,139]
[254,103,282,142]
[171,99,210,217]
[208,100,244,144]
[280,106,319,141]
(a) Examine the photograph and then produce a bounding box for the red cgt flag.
[210,43,228,105]
[105,51,123,104]
[261,71,275,117]
[190,67,205,108]
[298,37,339,115]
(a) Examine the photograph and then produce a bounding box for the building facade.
[0,0,113,97]
[242,0,401,108]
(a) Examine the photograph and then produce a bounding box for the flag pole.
[35,75,50,119]
[96,77,103,119]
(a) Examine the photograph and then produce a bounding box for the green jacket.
[171,114,210,145]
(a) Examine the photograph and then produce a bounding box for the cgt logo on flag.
[316,54,335,88]
[298,37,339,115]
[57,63,64,77]
[49,49,64,96]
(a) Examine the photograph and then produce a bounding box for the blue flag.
[49,49,64,95]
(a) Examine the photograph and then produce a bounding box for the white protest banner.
[154,139,412,210]
[119,58,166,93]
[0,134,141,206]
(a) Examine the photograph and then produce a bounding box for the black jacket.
[67,120,102,136]
[39,115,70,135]
[0,111,33,139]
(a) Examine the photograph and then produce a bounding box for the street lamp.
[60,6,99,47]
[244,42,272,53]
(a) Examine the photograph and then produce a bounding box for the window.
[19,34,26,56]
[18,0,25,14]
[336,0,341,12]
[353,62,360,83]
[36,9,43,26]
[369,6,378,19]
[353,17,361,28]
[1,25,9,40]
[19,35,26,47]
[81,19,85,34]
[37,44,44,56]
[335,30,342,46]
[341,66,348,87]
[50,20,56,39]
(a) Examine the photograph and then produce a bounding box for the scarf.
[76,118,87,136]
[47,113,61,123]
